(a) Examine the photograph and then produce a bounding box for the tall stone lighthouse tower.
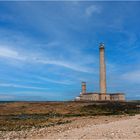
[99,43,106,94]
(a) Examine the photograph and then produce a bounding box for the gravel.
[0,115,139,139]
[45,114,140,139]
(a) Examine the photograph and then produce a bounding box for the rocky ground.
[0,114,140,139]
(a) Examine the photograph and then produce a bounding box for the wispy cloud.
[0,82,48,90]
[0,47,24,60]
[37,59,94,73]
[85,5,101,16]
[0,45,94,73]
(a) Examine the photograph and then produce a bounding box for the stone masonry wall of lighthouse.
[99,43,107,94]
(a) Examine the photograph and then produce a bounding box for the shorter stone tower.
[81,82,86,94]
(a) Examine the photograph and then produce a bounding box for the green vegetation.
[80,102,140,116]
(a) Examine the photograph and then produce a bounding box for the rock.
[111,132,115,136]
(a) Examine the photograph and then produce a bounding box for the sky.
[0,1,140,101]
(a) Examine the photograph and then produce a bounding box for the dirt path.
[45,115,140,139]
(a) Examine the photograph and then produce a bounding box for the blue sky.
[0,1,140,101]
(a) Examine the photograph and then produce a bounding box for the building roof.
[82,92,125,95]
[82,92,100,95]
[109,93,125,95]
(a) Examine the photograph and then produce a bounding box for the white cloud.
[122,70,140,83]
[0,47,16,57]
[37,59,94,73]
[86,5,101,16]
[0,47,24,60]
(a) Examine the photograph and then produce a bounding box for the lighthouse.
[99,43,107,94]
